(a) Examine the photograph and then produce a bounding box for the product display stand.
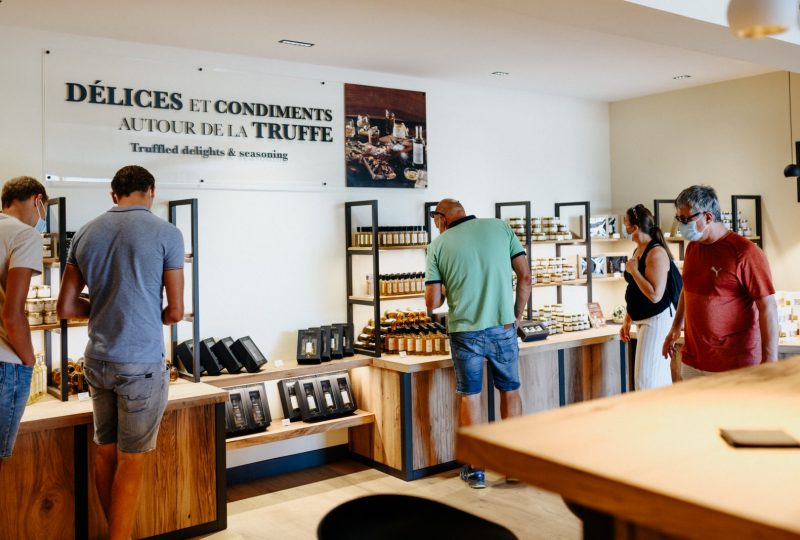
[731,195,763,249]
[43,197,75,401]
[495,201,533,320]
[555,201,592,303]
[169,198,201,381]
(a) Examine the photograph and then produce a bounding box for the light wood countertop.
[457,356,800,540]
[20,379,227,434]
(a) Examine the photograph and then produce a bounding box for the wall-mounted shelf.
[496,201,532,320]
[169,199,200,381]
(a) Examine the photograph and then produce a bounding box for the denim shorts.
[0,361,33,459]
[83,358,169,454]
[449,324,521,395]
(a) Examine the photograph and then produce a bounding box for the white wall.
[610,71,800,290]
[0,24,611,464]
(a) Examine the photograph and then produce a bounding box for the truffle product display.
[199,338,224,376]
[528,257,579,286]
[579,256,608,278]
[51,359,87,395]
[279,371,357,421]
[606,255,628,275]
[354,308,450,356]
[297,328,323,364]
[231,336,268,373]
[369,272,426,296]
[176,339,205,375]
[507,217,574,243]
[777,291,800,338]
[223,382,271,437]
[528,305,591,334]
[517,321,550,342]
[329,324,344,359]
[351,226,429,248]
[320,326,332,362]
[211,337,244,374]
[333,323,355,357]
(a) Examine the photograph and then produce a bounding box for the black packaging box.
[329,325,344,360]
[212,337,244,374]
[296,377,326,421]
[231,336,268,373]
[316,376,340,417]
[245,384,271,430]
[277,378,302,421]
[176,339,205,375]
[333,323,354,357]
[297,328,322,365]
[199,337,223,376]
[224,383,271,437]
[320,326,332,362]
[319,371,357,416]
[517,321,549,342]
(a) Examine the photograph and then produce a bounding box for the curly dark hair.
[111,165,155,198]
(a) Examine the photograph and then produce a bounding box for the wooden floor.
[198,460,580,540]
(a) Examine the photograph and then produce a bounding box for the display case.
[230,336,268,373]
[223,382,271,437]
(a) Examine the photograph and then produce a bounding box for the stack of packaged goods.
[354,308,450,356]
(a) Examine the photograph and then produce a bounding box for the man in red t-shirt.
[662,185,778,379]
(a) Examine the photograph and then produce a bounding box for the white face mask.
[34,199,47,233]
[678,220,703,242]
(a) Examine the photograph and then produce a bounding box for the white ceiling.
[2,0,799,101]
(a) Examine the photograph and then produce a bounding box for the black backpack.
[666,260,683,308]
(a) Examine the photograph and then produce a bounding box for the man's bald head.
[436,199,466,221]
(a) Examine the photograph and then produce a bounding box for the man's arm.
[662,290,685,359]
[162,269,184,325]
[3,268,36,366]
[425,283,444,312]
[511,254,531,323]
[755,294,778,363]
[56,264,90,320]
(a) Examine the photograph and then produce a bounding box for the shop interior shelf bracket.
[731,195,763,249]
[44,197,70,401]
[345,200,382,357]
[495,201,533,320]
[555,201,592,304]
[169,198,201,381]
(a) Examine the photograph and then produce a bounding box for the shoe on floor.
[466,469,486,489]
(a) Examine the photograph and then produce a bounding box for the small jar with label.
[43,311,58,325]
[36,285,51,298]
[27,312,44,326]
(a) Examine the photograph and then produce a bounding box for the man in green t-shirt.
[425,199,531,489]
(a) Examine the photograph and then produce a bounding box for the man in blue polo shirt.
[58,165,184,540]
[425,199,531,488]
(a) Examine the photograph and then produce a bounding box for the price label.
[281,418,291,427]
[274,359,284,368]
[78,392,90,402]
[399,351,407,358]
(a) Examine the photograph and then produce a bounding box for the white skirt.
[633,308,674,390]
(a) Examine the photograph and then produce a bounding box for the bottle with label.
[338,378,353,408]
[413,126,425,167]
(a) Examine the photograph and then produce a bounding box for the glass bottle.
[413,126,425,167]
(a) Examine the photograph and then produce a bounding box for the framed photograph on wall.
[579,256,607,278]
[589,216,609,238]
[344,83,427,189]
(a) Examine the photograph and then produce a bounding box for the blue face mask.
[678,220,703,242]
[34,200,46,233]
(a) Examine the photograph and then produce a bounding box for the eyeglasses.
[674,211,702,225]
[429,210,445,219]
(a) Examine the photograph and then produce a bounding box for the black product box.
[517,321,549,342]
[320,326,332,362]
[176,339,205,375]
[329,325,344,360]
[223,383,271,437]
[212,337,244,374]
[231,336,268,373]
[316,376,340,417]
[277,378,302,422]
[296,377,326,421]
[318,371,357,416]
[297,328,322,364]
[337,323,355,357]
[199,337,223,376]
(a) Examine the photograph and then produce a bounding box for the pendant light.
[727,0,797,38]
[784,74,800,201]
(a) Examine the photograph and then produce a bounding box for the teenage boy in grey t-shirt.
[0,176,48,465]
[58,165,184,540]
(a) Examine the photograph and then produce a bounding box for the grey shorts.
[83,357,169,454]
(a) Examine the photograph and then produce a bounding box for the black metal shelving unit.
[495,201,533,320]
[43,197,72,401]
[345,200,428,358]
[555,201,592,303]
[169,198,201,381]
[653,198,684,260]
[731,195,763,249]
[423,201,438,244]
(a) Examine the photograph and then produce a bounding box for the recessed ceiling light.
[673,74,692,80]
[492,71,510,76]
[279,39,315,48]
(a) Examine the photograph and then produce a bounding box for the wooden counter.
[456,357,800,540]
[349,325,629,480]
[0,380,228,540]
